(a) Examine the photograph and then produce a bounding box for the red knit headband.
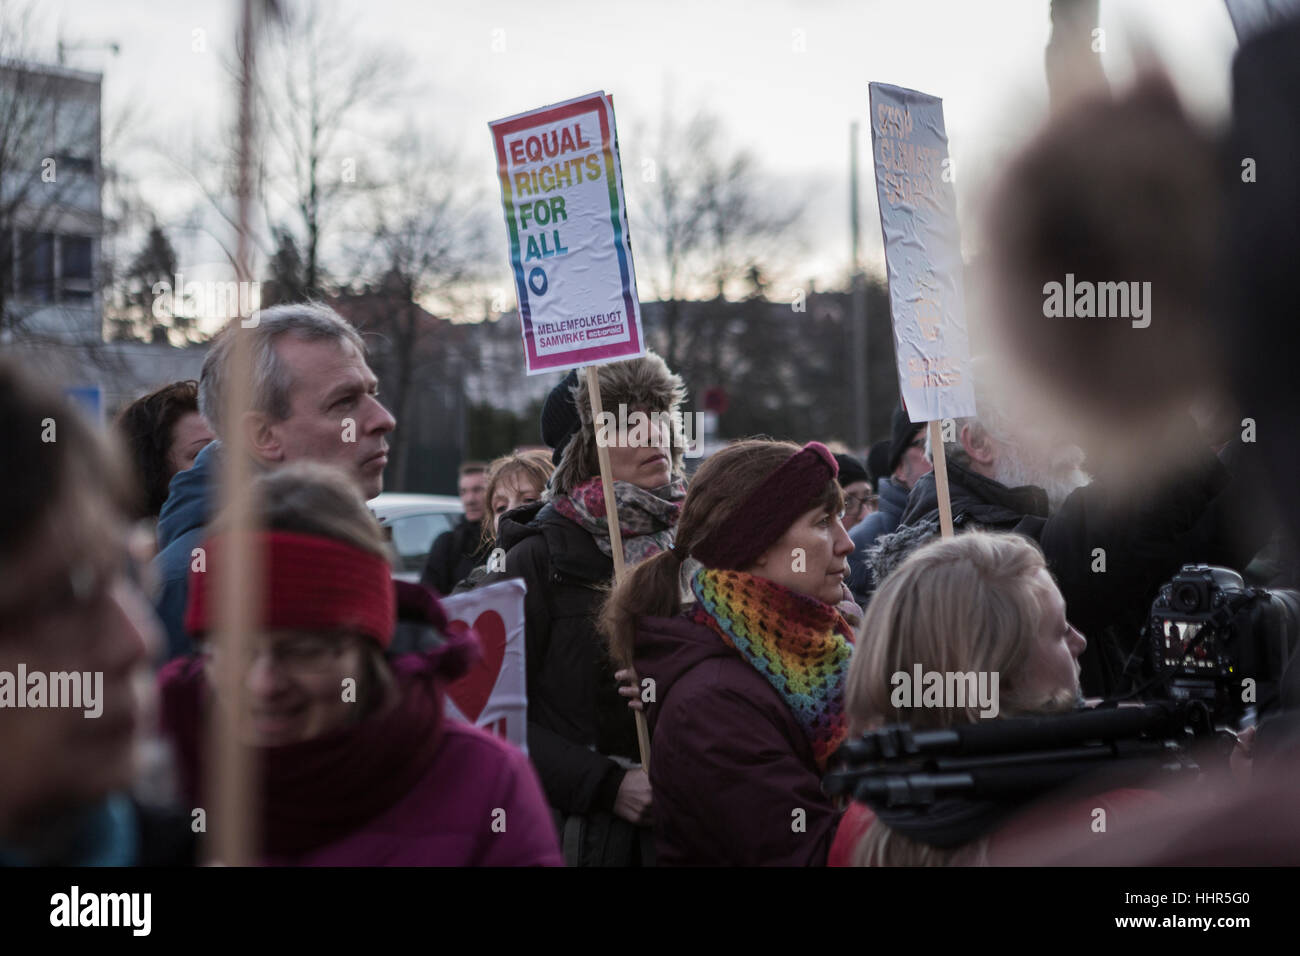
[685,441,839,570]
[184,530,396,649]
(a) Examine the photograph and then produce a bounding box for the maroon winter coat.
[158,648,562,867]
[634,613,839,866]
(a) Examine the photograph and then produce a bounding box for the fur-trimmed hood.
[549,351,688,498]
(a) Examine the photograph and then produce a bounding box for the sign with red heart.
[442,579,528,752]
[446,609,506,722]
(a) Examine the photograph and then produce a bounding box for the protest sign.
[869,82,978,537]
[490,91,645,375]
[869,82,977,426]
[441,578,528,753]
[491,92,653,768]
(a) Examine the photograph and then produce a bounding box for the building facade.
[0,58,103,345]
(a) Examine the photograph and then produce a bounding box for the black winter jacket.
[421,517,486,596]
[872,438,1271,698]
[487,501,638,816]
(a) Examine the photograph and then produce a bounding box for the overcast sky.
[34,0,1241,307]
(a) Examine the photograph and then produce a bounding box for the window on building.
[18,232,54,302]
[60,235,93,300]
[54,153,95,177]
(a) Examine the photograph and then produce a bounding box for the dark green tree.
[261,225,308,306]
[108,225,189,343]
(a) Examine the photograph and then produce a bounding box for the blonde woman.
[452,450,555,593]
[832,531,1087,866]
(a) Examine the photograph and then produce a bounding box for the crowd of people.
[0,311,1286,865]
[5,21,1300,867]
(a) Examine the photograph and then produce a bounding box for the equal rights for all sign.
[490,92,646,374]
[868,82,977,424]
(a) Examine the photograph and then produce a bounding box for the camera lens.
[1174,584,1201,613]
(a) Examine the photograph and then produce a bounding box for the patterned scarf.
[690,568,854,771]
[551,475,685,566]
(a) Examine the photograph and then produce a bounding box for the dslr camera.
[1144,564,1300,724]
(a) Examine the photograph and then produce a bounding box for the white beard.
[991,439,1091,513]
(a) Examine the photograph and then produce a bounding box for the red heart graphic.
[446,610,507,722]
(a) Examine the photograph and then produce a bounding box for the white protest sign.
[441,578,528,753]
[490,91,646,375]
[869,82,977,424]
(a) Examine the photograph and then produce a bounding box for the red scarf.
[158,645,467,858]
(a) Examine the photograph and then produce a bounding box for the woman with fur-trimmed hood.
[487,352,687,866]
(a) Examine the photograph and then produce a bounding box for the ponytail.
[600,547,687,669]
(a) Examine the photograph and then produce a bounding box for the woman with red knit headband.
[601,440,857,865]
[157,462,561,866]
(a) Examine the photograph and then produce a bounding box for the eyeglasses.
[843,494,878,512]
[201,633,353,674]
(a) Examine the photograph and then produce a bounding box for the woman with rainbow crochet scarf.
[601,440,856,865]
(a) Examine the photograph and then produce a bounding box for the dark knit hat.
[540,369,581,466]
[833,453,869,489]
[866,439,891,489]
[887,404,925,475]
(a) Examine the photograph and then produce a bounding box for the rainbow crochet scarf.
[690,568,854,771]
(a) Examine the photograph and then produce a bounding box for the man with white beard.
[868,360,1265,699]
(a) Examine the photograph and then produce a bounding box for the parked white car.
[369,493,465,583]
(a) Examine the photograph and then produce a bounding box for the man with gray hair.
[869,358,1091,579]
[152,303,396,658]
[868,357,1265,698]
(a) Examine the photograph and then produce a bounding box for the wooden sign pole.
[928,420,955,539]
[206,0,260,867]
[585,366,652,771]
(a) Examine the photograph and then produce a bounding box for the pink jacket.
[262,719,562,867]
